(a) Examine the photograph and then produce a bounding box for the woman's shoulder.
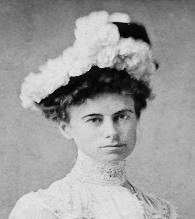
[8,191,55,219]
[134,186,177,219]
[37,177,73,216]
[9,177,71,219]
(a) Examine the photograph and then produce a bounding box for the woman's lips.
[101,144,126,148]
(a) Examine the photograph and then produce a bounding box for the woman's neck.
[68,149,128,186]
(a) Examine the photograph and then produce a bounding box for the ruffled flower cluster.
[20,11,156,110]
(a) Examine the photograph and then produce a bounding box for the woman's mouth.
[101,144,126,148]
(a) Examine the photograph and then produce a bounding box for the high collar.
[67,149,128,186]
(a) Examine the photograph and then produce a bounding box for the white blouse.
[9,150,177,219]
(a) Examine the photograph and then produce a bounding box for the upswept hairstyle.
[36,66,153,123]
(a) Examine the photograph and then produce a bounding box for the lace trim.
[134,187,177,219]
[67,149,127,186]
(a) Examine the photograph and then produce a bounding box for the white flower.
[75,14,119,49]
[20,56,70,109]
[69,57,92,77]
[96,45,118,68]
[109,12,131,23]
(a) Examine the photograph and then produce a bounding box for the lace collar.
[67,149,128,186]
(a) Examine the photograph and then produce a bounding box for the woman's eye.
[87,118,102,124]
[115,114,130,121]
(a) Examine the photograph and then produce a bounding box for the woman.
[9,11,177,219]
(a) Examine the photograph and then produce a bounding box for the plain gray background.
[0,0,194,218]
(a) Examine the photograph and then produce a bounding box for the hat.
[20,11,158,110]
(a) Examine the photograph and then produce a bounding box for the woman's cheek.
[122,123,137,139]
[76,125,99,142]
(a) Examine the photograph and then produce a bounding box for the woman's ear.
[59,121,73,140]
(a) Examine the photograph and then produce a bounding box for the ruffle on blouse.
[37,178,144,219]
[134,186,178,219]
[33,177,176,219]
[9,177,177,219]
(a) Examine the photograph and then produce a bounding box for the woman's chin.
[99,147,132,163]
[98,153,129,164]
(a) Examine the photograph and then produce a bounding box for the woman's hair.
[36,66,153,123]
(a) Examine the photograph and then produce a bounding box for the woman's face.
[61,93,137,164]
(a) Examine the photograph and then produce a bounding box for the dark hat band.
[113,22,151,46]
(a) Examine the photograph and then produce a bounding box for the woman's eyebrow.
[81,113,102,119]
[81,109,134,119]
[113,109,134,116]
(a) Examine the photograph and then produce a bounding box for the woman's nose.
[103,118,119,140]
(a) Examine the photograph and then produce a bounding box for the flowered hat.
[20,11,158,110]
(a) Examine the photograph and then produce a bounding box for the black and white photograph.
[0,0,194,218]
